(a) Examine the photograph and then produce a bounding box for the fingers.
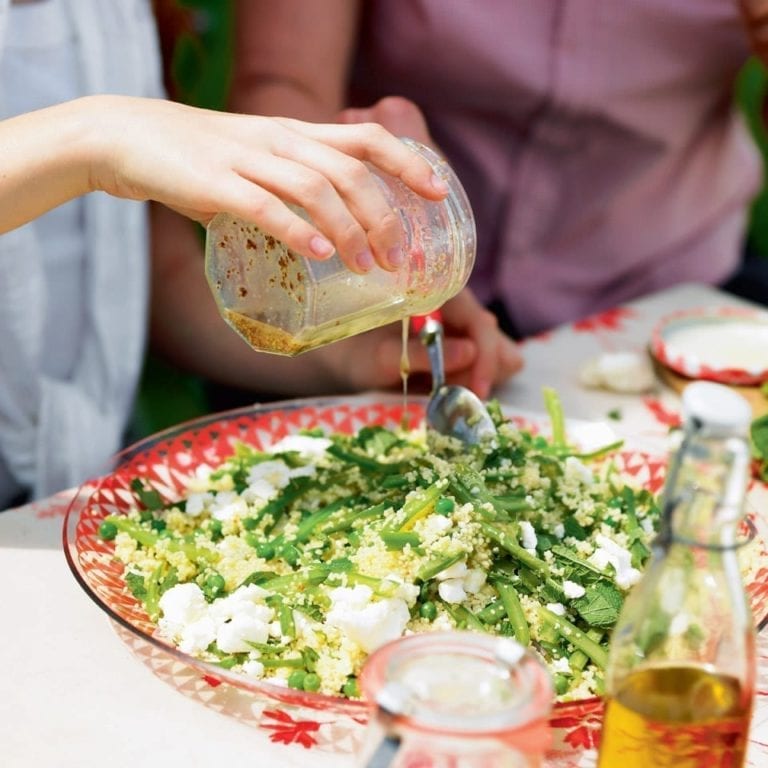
[440,291,524,398]
[244,138,406,272]
[199,170,337,262]
[278,117,449,202]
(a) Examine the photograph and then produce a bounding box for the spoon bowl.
[417,316,496,444]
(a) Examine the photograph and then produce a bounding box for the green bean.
[380,531,421,550]
[493,580,530,646]
[480,521,550,575]
[416,551,465,582]
[537,607,608,670]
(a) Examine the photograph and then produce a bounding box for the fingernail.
[310,235,334,258]
[356,250,375,272]
[387,247,404,268]
[431,173,449,194]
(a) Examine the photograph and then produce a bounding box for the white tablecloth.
[2,283,766,767]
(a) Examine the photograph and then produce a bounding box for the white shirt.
[0,0,164,506]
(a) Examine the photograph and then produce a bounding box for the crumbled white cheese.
[242,659,265,677]
[588,534,642,588]
[247,460,292,491]
[185,491,214,517]
[463,568,487,595]
[546,602,566,616]
[326,585,409,653]
[552,657,572,675]
[268,434,331,460]
[438,578,467,604]
[210,490,249,521]
[158,582,274,655]
[383,574,420,605]
[158,583,208,636]
[178,616,217,654]
[435,560,468,581]
[579,351,655,394]
[563,580,586,599]
[519,521,538,551]
[216,613,270,653]
[564,457,594,486]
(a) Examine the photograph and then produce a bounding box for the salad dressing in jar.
[205,139,476,356]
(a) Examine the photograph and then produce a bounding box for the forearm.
[0,97,101,233]
[229,0,360,119]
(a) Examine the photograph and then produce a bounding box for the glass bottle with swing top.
[597,381,757,768]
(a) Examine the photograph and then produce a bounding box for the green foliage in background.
[169,0,233,110]
[132,0,233,438]
[737,57,768,258]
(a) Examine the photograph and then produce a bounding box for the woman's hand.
[316,288,524,398]
[91,95,450,273]
[0,94,447,274]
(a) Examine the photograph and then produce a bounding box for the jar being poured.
[204,139,476,356]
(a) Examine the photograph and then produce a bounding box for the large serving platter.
[63,395,768,759]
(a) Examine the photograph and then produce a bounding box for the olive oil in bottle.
[599,664,751,766]
[597,381,757,768]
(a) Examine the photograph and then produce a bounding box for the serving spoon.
[414,314,496,444]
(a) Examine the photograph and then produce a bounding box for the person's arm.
[0,94,446,273]
[230,0,360,120]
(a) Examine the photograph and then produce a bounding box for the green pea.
[341,677,360,698]
[435,497,455,516]
[303,673,321,692]
[242,516,258,531]
[419,600,437,621]
[150,518,166,532]
[209,519,223,541]
[256,542,276,560]
[281,543,301,566]
[553,673,570,696]
[204,573,226,599]
[98,520,118,541]
[288,670,306,690]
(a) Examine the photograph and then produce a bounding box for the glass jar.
[356,632,553,768]
[204,139,476,356]
[597,381,757,768]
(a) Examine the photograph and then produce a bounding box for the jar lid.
[359,632,552,738]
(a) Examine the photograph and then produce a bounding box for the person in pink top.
[230,0,768,339]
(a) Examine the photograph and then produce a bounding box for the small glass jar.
[204,139,476,356]
[356,632,553,768]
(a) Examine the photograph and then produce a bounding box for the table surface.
[2,282,767,767]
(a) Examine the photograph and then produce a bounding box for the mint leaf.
[573,582,623,628]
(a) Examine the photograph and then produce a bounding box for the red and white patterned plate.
[62,396,768,763]
[650,306,768,386]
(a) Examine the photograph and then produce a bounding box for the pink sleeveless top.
[350,0,760,335]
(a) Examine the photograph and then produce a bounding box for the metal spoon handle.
[418,316,446,392]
